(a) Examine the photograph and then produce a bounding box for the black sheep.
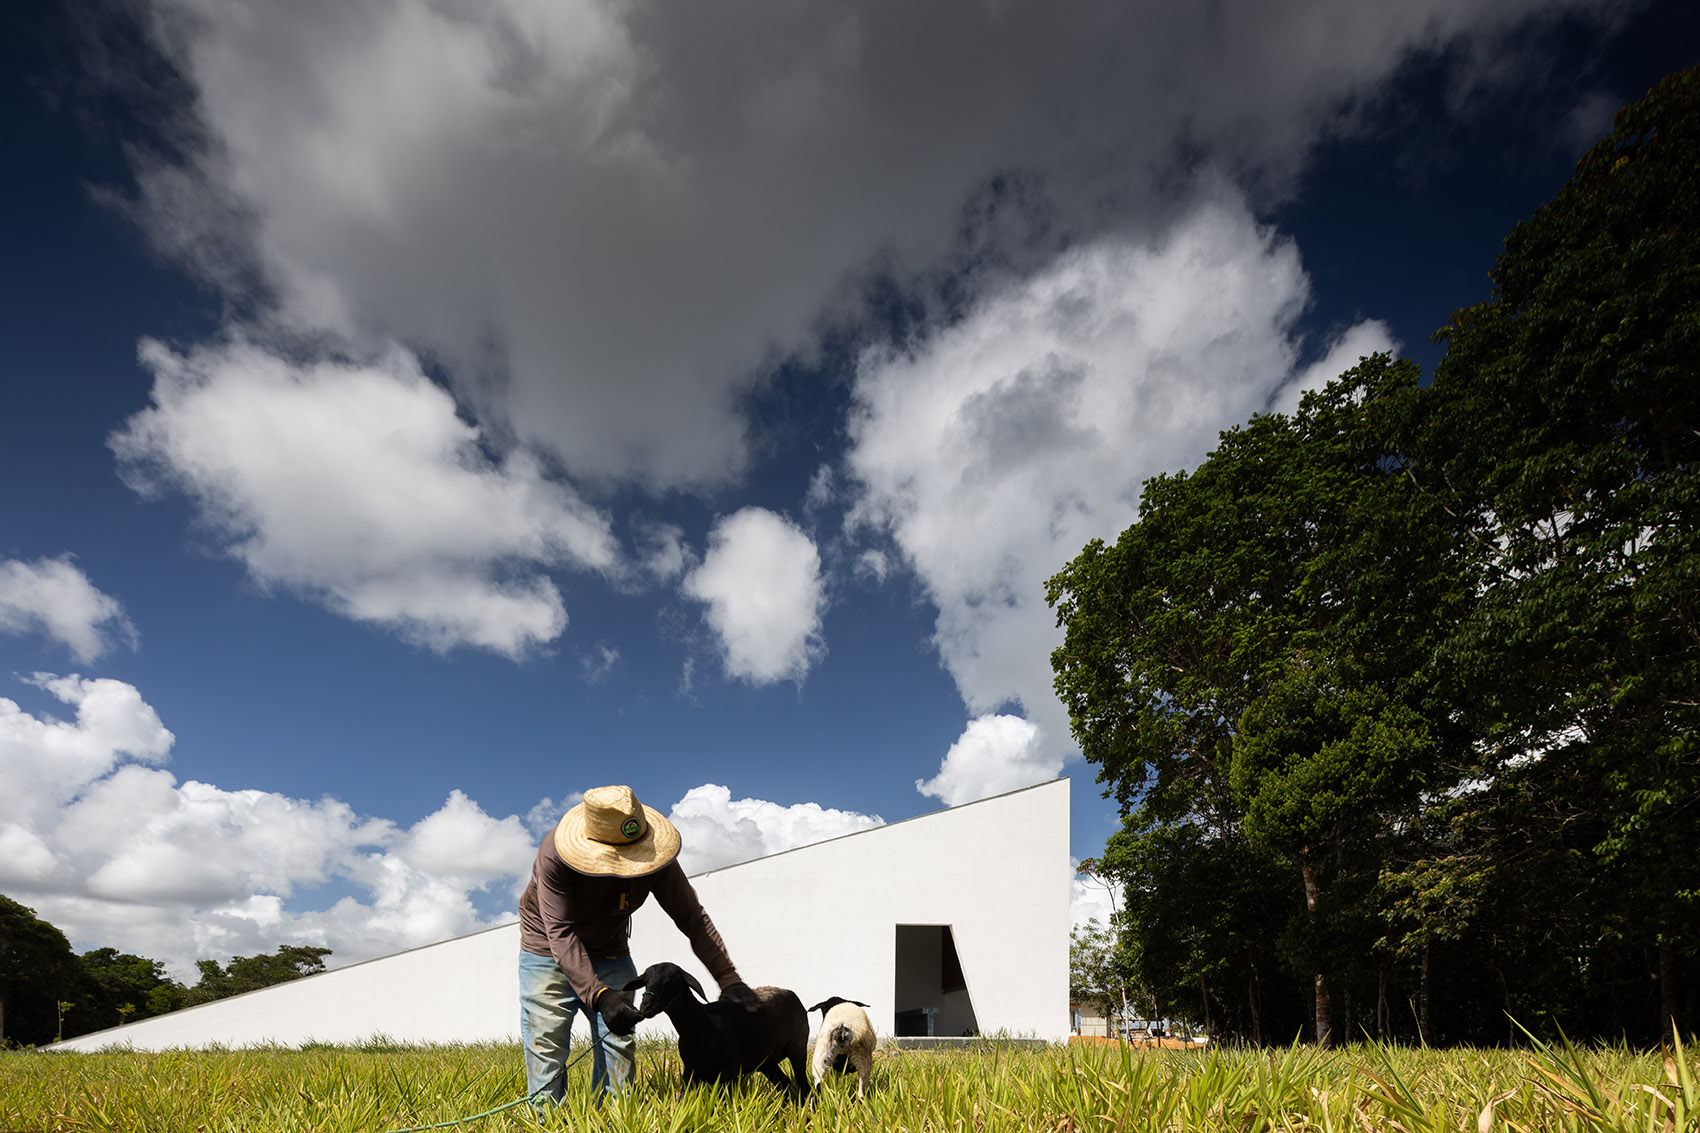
[624,962,812,1102]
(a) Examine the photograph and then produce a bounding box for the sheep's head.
[625,963,706,1019]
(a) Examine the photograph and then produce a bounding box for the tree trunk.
[1419,943,1431,1043]
[1377,963,1388,1041]
[1249,955,1264,1048]
[1302,860,1332,1047]
[1498,967,1513,1047]
[1660,942,1677,1048]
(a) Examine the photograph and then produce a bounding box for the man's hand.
[596,988,646,1034]
[718,980,761,1014]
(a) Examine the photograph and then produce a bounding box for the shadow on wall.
[894,924,979,1038]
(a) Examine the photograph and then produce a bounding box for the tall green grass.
[3,1033,1695,1132]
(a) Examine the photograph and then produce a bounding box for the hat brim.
[554,802,681,878]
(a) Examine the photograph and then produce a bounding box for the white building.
[54,778,1070,1051]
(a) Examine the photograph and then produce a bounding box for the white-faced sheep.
[808,996,875,1097]
[624,962,812,1102]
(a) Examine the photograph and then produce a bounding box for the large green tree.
[69,948,184,1036]
[1394,66,1700,1044]
[1049,358,1476,1045]
[0,895,80,1047]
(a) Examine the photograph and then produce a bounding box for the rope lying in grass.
[380,1035,612,1133]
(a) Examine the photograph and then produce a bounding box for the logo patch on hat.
[621,817,643,840]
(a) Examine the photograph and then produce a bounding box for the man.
[517,784,759,1100]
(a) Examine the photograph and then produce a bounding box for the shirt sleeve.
[532,857,607,1006]
[650,861,743,990]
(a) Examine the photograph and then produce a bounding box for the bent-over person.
[517,784,760,1100]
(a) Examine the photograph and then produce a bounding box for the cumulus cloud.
[397,788,535,885]
[0,672,538,977]
[850,188,1397,804]
[682,508,826,685]
[668,783,884,875]
[1271,318,1399,417]
[0,556,137,663]
[117,0,1603,498]
[0,673,173,832]
[916,714,1053,806]
[111,339,621,658]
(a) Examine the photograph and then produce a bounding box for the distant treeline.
[1051,69,1698,1047]
[0,894,330,1047]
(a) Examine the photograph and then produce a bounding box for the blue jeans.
[518,949,639,1101]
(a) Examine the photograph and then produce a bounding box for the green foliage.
[182,944,333,1007]
[70,948,182,1036]
[1103,821,1302,1044]
[1405,66,1700,963]
[1049,353,1469,1043]
[0,899,337,1043]
[0,894,80,1047]
[1070,917,1140,1022]
[1233,663,1431,855]
[1052,69,1700,1048]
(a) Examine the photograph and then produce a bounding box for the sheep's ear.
[848,999,870,1008]
[684,971,707,1001]
[623,975,647,993]
[807,999,835,1014]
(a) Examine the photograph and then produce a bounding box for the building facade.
[53,778,1070,1051]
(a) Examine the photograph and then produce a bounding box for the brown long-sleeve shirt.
[517,833,741,1007]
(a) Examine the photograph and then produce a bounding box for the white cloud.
[804,466,836,514]
[916,713,1053,806]
[120,0,1603,496]
[682,508,826,685]
[111,338,621,658]
[668,783,884,875]
[580,643,620,684]
[0,556,136,663]
[850,188,1395,805]
[854,549,889,584]
[397,788,535,886]
[634,521,689,584]
[0,674,173,830]
[1070,862,1123,933]
[525,793,582,840]
[0,672,540,978]
[2,701,890,974]
[1271,318,1399,417]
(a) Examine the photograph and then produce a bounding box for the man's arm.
[529,864,611,1006]
[649,861,743,990]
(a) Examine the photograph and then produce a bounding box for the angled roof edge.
[686,774,1071,880]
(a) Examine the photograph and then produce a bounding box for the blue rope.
[380,1035,614,1133]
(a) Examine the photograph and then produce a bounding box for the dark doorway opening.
[894,924,980,1037]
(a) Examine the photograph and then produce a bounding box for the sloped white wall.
[53,778,1069,1051]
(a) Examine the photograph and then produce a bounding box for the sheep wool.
[808,996,876,1097]
[625,962,812,1102]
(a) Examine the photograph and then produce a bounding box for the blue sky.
[2,0,1695,979]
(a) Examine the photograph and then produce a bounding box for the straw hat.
[553,785,681,878]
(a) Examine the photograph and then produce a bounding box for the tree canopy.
[0,893,334,1046]
[1052,68,1699,1047]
